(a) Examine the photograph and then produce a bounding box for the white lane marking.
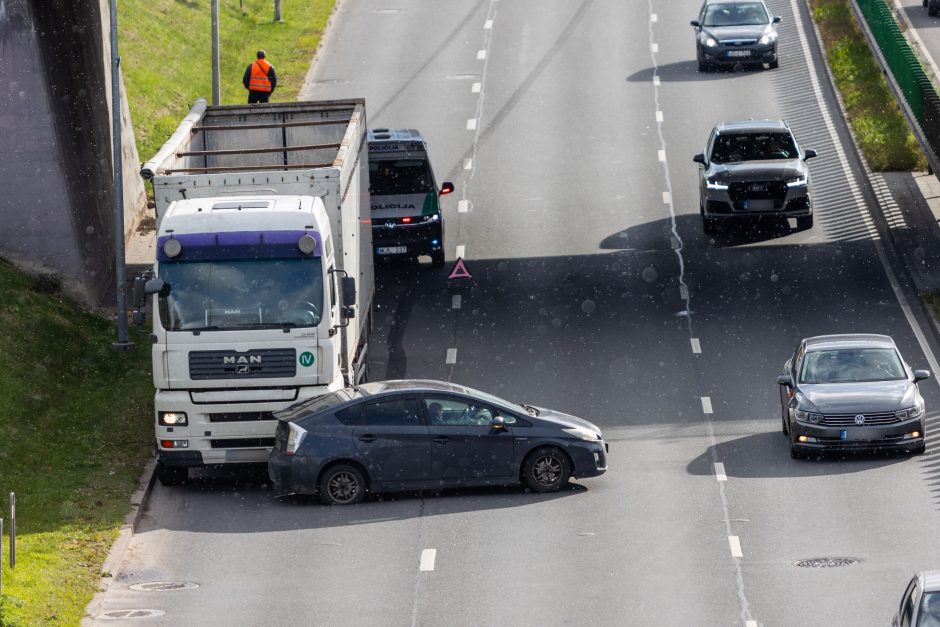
[484,19,493,29]
[691,338,702,354]
[794,0,940,381]
[701,396,713,414]
[653,75,660,86]
[714,462,727,481]
[463,158,473,170]
[728,536,743,558]
[746,622,758,627]
[670,236,679,249]
[419,548,437,571]
[662,191,671,204]
[445,349,457,365]
[477,49,487,60]
[658,149,666,162]
[655,110,663,122]
[452,294,462,310]
[651,13,658,22]
[651,42,658,53]
[455,244,466,258]
[458,199,469,213]
[679,285,689,300]
[466,118,477,130]
[471,82,481,93]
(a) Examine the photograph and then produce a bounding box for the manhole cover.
[794,557,859,568]
[129,581,199,592]
[99,609,166,619]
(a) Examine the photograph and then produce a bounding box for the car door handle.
[357,435,377,443]
[433,437,451,444]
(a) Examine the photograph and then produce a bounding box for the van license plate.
[377,246,408,255]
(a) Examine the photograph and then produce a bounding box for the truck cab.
[368,128,453,267]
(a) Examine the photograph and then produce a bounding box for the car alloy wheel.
[523,446,571,493]
[319,464,366,505]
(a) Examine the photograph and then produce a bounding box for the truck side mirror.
[144,278,170,297]
[440,181,455,196]
[341,276,356,318]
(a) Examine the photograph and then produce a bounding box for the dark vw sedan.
[776,334,930,458]
[269,380,608,504]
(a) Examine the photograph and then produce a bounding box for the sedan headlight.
[285,422,308,456]
[562,426,600,441]
[759,31,777,46]
[700,34,718,48]
[897,400,925,420]
[706,178,729,191]
[158,411,188,426]
[793,409,822,424]
[786,175,807,188]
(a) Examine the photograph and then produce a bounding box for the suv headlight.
[706,178,729,191]
[897,400,925,420]
[786,175,807,188]
[563,426,599,441]
[759,31,777,46]
[158,411,188,426]
[793,409,822,424]
[700,34,718,48]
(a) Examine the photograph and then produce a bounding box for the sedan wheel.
[319,464,366,505]
[523,447,571,493]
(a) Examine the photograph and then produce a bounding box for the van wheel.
[319,464,366,505]
[431,250,445,267]
[156,462,188,486]
[522,447,571,493]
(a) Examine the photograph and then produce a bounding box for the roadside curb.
[81,456,157,625]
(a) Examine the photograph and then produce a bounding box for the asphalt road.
[92,1,940,625]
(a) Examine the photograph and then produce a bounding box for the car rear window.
[799,348,906,383]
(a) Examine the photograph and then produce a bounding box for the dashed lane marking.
[651,13,658,22]
[651,42,658,53]
[466,118,477,130]
[420,549,437,571]
[477,50,487,60]
[472,82,481,93]
[714,462,727,481]
[655,110,663,122]
[662,191,671,204]
[445,349,457,365]
[701,396,713,414]
[458,200,469,213]
[658,149,666,162]
[463,158,473,170]
[455,244,465,258]
[691,338,701,354]
[679,285,689,300]
[452,294,462,310]
[729,536,743,558]
[484,19,493,29]
[653,75,660,86]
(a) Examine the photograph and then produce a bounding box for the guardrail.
[852,0,940,174]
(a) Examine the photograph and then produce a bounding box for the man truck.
[136,98,373,485]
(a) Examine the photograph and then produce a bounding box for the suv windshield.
[799,348,907,383]
[710,132,797,163]
[703,2,769,27]
[370,159,435,195]
[158,257,324,331]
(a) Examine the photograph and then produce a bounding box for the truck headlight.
[159,411,188,426]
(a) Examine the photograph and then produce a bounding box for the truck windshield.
[158,258,324,331]
[369,159,435,195]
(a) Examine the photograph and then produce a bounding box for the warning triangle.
[448,257,473,280]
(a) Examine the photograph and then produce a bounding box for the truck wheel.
[157,462,188,486]
[431,250,445,267]
[796,215,813,230]
[522,447,571,493]
[319,464,366,505]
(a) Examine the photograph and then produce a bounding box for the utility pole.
[110,0,133,351]
[211,0,221,105]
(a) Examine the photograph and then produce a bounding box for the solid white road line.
[484,19,493,29]
[728,536,743,558]
[466,119,477,130]
[452,294,462,310]
[458,200,469,213]
[472,82,481,93]
[419,549,436,571]
[445,349,457,365]
[662,191,671,204]
[701,396,713,414]
[691,338,702,354]
[455,244,465,258]
[477,50,487,60]
[714,462,727,481]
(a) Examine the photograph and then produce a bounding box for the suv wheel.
[319,464,366,505]
[523,447,571,492]
[157,462,188,486]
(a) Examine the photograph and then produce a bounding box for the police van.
[368,128,454,267]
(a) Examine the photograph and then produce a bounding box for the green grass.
[119,0,337,162]
[810,0,927,171]
[0,261,154,626]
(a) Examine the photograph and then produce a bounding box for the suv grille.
[729,180,787,210]
[189,349,296,380]
[818,412,900,427]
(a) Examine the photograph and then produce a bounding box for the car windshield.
[158,257,324,331]
[369,159,435,195]
[710,132,797,163]
[799,348,907,383]
[702,2,769,26]
[918,591,940,626]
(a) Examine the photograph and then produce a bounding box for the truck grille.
[189,349,296,380]
[818,412,900,427]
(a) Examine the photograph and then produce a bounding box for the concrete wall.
[0,0,147,306]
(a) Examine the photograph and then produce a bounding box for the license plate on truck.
[377,246,408,255]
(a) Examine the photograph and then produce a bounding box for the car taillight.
[285,422,308,456]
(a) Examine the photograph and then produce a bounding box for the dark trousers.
[248,90,271,104]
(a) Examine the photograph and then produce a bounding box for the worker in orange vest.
[243,50,278,104]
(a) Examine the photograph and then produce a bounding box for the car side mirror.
[693,153,707,165]
[773,15,782,23]
[803,149,817,160]
[491,415,506,430]
[690,19,701,27]
[914,369,931,382]
[440,181,455,196]
[776,374,793,387]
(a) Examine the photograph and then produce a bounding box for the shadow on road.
[626,60,771,83]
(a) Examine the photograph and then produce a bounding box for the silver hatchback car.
[693,119,817,233]
[893,570,940,626]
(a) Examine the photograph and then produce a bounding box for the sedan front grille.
[720,39,758,47]
[818,412,900,427]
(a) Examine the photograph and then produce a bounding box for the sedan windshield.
[799,348,907,383]
[703,2,769,27]
[158,257,324,331]
[918,591,940,626]
[710,132,797,163]
[369,159,435,195]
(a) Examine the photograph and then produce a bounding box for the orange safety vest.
[249,59,273,92]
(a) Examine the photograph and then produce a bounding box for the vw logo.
[854,414,865,425]
[385,221,396,229]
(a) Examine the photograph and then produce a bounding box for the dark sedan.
[691,0,781,71]
[269,380,608,504]
[776,334,930,458]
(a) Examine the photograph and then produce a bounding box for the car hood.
[531,407,603,437]
[797,380,916,413]
[707,161,804,181]
[703,24,769,41]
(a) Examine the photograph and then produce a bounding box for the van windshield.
[369,159,435,195]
